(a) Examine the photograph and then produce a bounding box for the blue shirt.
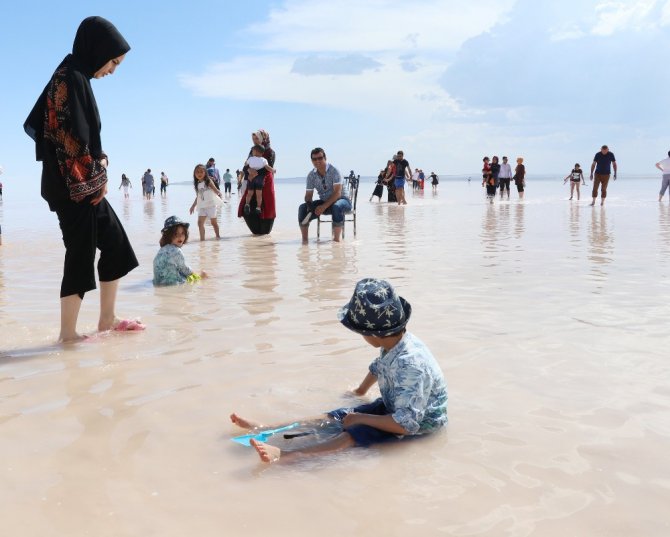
[306,163,349,201]
[593,151,616,174]
[153,244,193,286]
[368,332,448,434]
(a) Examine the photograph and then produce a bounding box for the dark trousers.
[56,198,138,299]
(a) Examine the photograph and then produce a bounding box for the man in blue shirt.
[297,147,351,243]
[589,145,617,206]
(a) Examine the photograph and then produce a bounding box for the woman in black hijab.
[24,16,142,342]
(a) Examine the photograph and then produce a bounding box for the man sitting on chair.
[298,147,352,243]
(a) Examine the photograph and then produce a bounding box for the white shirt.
[499,162,513,178]
[657,157,670,173]
[246,155,269,170]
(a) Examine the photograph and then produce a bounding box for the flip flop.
[113,319,146,332]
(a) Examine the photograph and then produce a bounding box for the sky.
[1,0,670,190]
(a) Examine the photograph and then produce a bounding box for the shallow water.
[1,178,669,536]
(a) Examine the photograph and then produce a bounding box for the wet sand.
[1,177,669,536]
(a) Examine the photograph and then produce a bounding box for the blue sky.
[2,0,670,189]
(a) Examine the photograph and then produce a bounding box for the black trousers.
[56,198,138,299]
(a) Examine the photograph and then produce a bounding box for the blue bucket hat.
[161,215,190,233]
[338,278,411,337]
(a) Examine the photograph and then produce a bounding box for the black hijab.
[24,16,130,160]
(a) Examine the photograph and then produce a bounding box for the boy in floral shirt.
[230,278,448,463]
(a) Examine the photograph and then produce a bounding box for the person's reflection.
[587,208,613,291]
[567,202,581,256]
[160,194,169,220]
[143,198,155,224]
[45,355,140,534]
[658,203,670,258]
[480,204,501,268]
[239,238,279,324]
[297,242,350,306]
[513,201,525,241]
[122,197,132,221]
[380,203,406,261]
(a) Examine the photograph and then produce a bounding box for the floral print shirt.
[44,64,107,203]
[369,332,448,435]
[153,245,193,286]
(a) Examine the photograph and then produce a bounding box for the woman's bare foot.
[59,332,85,344]
[250,439,281,463]
[98,316,120,332]
[230,413,261,429]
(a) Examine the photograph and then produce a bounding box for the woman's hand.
[189,205,195,215]
[90,184,107,205]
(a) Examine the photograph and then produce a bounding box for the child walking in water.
[119,174,132,198]
[153,216,208,285]
[563,163,585,200]
[230,278,448,463]
[243,144,275,216]
[189,164,223,241]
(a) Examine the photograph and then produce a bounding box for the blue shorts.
[328,398,400,447]
[250,176,265,191]
[394,178,406,189]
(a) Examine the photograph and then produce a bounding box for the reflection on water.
[569,203,581,244]
[142,199,155,224]
[297,243,348,304]
[513,202,525,241]
[587,207,613,291]
[122,198,132,221]
[43,361,139,535]
[658,203,670,258]
[240,239,279,324]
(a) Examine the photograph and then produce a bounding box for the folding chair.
[317,177,358,239]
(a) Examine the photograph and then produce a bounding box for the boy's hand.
[351,386,366,396]
[342,413,363,428]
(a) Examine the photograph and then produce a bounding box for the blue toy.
[231,422,300,446]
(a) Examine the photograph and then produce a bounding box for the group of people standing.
[119,170,169,199]
[482,156,525,202]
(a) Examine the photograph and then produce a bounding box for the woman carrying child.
[237,129,277,235]
[153,216,207,285]
[243,144,275,216]
[189,164,223,241]
[563,163,585,200]
[482,156,495,202]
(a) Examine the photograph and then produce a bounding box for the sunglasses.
[311,155,325,161]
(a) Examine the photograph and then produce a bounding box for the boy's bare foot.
[250,439,281,463]
[230,413,261,429]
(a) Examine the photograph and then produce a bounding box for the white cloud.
[591,0,657,36]
[179,52,470,122]
[179,0,517,121]
[248,0,517,53]
[662,0,670,24]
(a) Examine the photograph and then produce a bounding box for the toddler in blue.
[153,216,207,286]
